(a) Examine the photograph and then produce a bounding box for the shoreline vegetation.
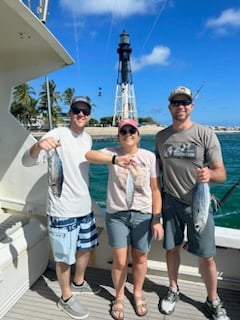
[31,124,240,140]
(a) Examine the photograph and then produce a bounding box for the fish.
[192,182,211,233]
[48,148,63,197]
[126,169,134,208]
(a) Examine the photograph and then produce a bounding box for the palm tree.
[38,79,62,126]
[11,82,97,129]
[62,88,75,107]
[11,83,37,128]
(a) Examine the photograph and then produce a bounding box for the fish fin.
[211,194,221,212]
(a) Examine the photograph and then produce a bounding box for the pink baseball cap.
[118,118,138,132]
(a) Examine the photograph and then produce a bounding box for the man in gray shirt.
[155,86,230,320]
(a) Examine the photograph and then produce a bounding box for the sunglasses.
[71,107,91,116]
[170,100,192,107]
[119,127,138,136]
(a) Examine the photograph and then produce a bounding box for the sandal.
[133,296,148,317]
[111,299,124,320]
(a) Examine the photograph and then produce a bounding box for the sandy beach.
[85,124,165,137]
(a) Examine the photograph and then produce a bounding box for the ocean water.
[89,132,240,229]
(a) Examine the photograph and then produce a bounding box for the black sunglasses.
[119,127,138,136]
[170,100,192,107]
[71,107,91,116]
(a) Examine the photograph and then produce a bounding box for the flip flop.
[111,299,124,320]
[134,296,148,317]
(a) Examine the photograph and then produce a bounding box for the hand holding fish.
[37,137,61,152]
[196,167,211,183]
[115,154,137,168]
[30,137,61,159]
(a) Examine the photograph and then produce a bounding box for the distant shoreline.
[85,125,240,136]
[31,125,240,139]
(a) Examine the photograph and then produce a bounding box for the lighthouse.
[112,31,138,126]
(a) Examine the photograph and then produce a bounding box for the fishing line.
[72,8,81,91]
[140,0,168,52]
[104,0,116,66]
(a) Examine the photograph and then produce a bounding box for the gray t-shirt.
[155,122,223,204]
[101,148,159,214]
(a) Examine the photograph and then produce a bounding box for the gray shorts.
[162,193,216,257]
[105,210,153,253]
[48,212,99,265]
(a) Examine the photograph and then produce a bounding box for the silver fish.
[49,149,63,197]
[192,182,211,233]
[126,169,134,208]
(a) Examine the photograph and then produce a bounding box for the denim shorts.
[105,210,153,253]
[162,193,216,257]
[48,212,99,265]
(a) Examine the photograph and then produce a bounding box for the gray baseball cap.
[70,96,91,109]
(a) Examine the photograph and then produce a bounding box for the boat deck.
[2,266,239,320]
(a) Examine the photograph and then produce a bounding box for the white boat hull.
[0,214,49,318]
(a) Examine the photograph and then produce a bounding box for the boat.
[0,1,239,319]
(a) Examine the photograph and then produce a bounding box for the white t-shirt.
[24,127,92,217]
[101,147,159,214]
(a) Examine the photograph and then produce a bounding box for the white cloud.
[205,8,240,35]
[59,0,164,17]
[131,45,170,71]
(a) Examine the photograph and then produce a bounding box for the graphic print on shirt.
[164,142,196,159]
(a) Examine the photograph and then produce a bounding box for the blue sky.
[28,0,240,127]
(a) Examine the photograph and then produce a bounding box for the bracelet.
[152,214,161,222]
[112,155,117,165]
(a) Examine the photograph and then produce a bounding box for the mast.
[37,0,52,129]
[112,31,138,126]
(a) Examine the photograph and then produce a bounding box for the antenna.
[193,81,205,100]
